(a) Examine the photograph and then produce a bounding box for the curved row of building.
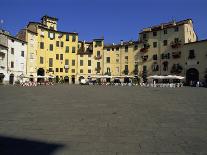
[0,15,206,85]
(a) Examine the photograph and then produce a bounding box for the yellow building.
[103,41,139,78]
[22,15,79,83]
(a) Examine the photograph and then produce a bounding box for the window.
[97,51,100,56]
[60,54,63,60]
[134,45,138,50]
[88,60,91,66]
[72,47,76,53]
[80,60,83,66]
[61,41,64,47]
[153,42,157,48]
[106,57,110,63]
[11,61,14,68]
[65,46,69,53]
[21,51,24,57]
[40,57,44,64]
[188,50,195,59]
[153,54,157,60]
[163,61,168,71]
[153,31,157,36]
[143,33,147,39]
[56,41,59,47]
[125,56,128,62]
[40,42,44,49]
[161,53,170,59]
[65,69,68,73]
[112,48,114,51]
[11,48,14,54]
[72,35,76,42]
[164,29,168,34]
[65,59,69,65]
[125,46,128,52]
[116,47,119,51]
[116,59,119,63]
[174,38,179,43]
[49,44,53,51]
[66,34,69,41]
[124,65,128,75]
[97,62,101,73]
[88,69,91,73]
[56,54,59,60]
[107,48,110,51]
[72,60,75,66]
[107,67,110,73]
[49,68,53,72]
[49,58,53,67]
[56,68,59,72]
[48,32,55,39]
[175,27,179,32]
[72,69,75,73]
[60,68,63,72]
[163,40,168,46]
[80,69,83,73]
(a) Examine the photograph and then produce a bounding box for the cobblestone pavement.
[0,85,207,155]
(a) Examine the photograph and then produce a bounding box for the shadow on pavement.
[0,135,64,155]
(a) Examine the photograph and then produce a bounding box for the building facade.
[20,15,79,83]
[137,19,198,83]
[12,16,206,85]
[0,29,27,84]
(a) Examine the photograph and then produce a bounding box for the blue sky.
[0,0,206,44]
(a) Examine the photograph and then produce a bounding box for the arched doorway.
[9,74,14,84]
[64,76,69,83]
[71,75,75,84]
[37,68,45,82]
[56,76,59,83]
[186,68,199,86]
[0,73,5,84]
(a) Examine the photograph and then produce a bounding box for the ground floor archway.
[71,75,75,84]
[29,75,34,82]
[64,76,69,83]
[37,68,45,82]
[186,68,199,86]
[9,73,14,84]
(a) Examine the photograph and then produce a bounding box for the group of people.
[20,81,54,87]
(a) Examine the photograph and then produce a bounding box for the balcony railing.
[95,67,101,73]
[171,40,182,48]
[172,52,181,59]
[94,55,102,60]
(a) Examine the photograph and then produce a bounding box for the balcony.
[95,67,101,73]
[94,55,102,60]
[141,55,148,62]
[172,52,181,59]
[171,40,182,48]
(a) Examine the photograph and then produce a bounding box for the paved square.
[0,85,207,155]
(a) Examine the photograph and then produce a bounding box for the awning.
[148,75,185,80]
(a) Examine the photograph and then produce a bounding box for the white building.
[0,44,8,84]
[0,30,27,84]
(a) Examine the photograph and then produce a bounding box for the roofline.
[184,39,207,45]
[0,44,8,49]
[139,18,193,34]
[0,32,27,44]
